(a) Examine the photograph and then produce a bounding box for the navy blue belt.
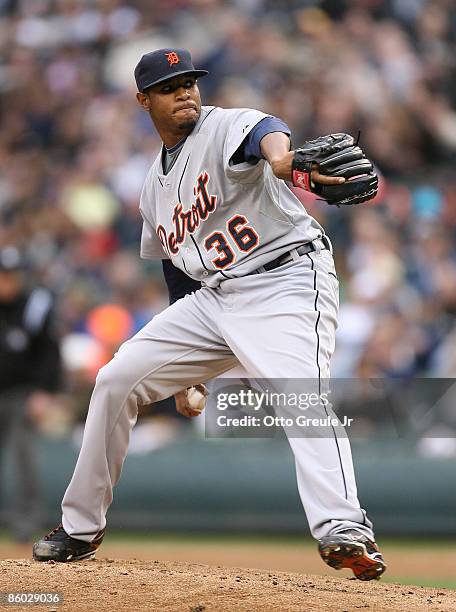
[258,235,331,273]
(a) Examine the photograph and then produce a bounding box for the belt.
[258,235,331,274]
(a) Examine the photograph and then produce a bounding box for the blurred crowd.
[0,0,455,419]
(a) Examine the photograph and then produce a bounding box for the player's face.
[137,75,202,145]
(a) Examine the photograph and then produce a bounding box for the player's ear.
[136,92,151,111]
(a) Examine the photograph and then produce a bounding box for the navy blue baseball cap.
[134,48,208,93]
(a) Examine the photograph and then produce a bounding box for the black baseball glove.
[291,133,378,206]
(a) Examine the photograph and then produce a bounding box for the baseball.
[186,386,207,412]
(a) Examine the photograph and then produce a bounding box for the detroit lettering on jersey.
[139,106,324,287]
[157,171,218,256]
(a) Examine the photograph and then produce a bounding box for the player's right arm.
[160,260,205,417]
[161,260,201,305]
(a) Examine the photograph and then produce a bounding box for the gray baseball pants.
[62,250,374,542]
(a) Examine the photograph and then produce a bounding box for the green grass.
[85,531,456,551]
[2,529,455,549]
[383,577,456,590]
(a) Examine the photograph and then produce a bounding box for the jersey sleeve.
[223,108,271,181]
[242,116,291,162]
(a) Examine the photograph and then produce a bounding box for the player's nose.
[176,87,191,100]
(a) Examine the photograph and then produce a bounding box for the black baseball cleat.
[32,524,105,562]
[318,530,387,581]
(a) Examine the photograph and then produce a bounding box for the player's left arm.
[260,132,345,187]
[229,116,342,187]
[262,131,378,206]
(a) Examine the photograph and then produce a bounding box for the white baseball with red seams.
[60,105,375,546]
[186,386,206,412]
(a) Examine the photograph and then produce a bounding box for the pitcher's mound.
[1,558,454,611]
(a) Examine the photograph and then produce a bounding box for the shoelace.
[44,524,63,540]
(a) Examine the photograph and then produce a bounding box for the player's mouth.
[174,103,198,114]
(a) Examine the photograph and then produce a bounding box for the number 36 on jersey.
[156,171,260,270]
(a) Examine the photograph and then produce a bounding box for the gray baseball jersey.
[139,106,324,286]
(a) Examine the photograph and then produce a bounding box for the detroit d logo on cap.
[165,51,180,66]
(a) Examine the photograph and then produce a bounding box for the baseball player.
[33,48,386,580]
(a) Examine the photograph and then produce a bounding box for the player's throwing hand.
[175,384,208,417]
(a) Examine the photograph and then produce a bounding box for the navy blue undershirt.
[242,116,290,163]
[162,116,291,304]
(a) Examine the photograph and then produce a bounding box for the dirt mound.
[1,558,454,611]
